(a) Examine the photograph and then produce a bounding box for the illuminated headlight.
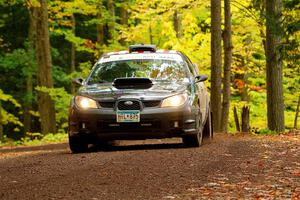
[75,96,98,109]
[161,93,188,107]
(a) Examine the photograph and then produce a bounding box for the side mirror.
[72,77,84,86]
[195,75,208,83]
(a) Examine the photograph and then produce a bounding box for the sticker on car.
[99,53,183,63]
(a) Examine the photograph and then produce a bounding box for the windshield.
[87,59,190,84]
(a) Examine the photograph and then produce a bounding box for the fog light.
[174,121,179,128]
[141,123,152,127]
[108,124,120,127]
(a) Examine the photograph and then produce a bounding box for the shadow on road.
[1,138,208,155]
[0,137,215,155]
[82,137,213,153]
[89,142,186,153]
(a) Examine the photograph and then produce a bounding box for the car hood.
[77,80,190,101]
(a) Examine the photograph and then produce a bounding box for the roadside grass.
[0,133,68,147]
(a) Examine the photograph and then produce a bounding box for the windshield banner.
[99,53,183,63]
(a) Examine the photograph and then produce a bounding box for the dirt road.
[0,133,300,200]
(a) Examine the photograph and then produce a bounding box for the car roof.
[98,49,184,64]
[104,49,180,56]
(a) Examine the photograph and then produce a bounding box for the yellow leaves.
[53,29,96,54]
[48,0,98,35]
[182,13,200,36]
[49,0,97,17]
[71,0,97,15]
[29,110,39,117]
[232,101,250,108]
[25,0,40,8]
[160,21,177,48]
[0,89,23,130]
[13,127,20,132]
[1,109,23,127]
[0,89,21,108]
[123,21,152,44]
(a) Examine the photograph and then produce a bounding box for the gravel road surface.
[0,133,299,200]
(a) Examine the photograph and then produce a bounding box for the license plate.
[117,110,140,123]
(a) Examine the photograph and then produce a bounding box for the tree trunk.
[120,2,128,45]
[24,7,37,134]
[70,14,76,94]
[120,4,128,26]
[241,73,249,102]
[173,10,181,39]
[96,2,104,45]
[97,15,104,44]
[233,106,240,132]
[0,102,3,142]
[211,0,222,132]
[266,0,285,132]
[107,0,115,42]
[35,0,56,134]
[221,0,232,133]
[23,69,33,134]
[241,106,250,132]
[149,23,153,44]
[294,96,300,129]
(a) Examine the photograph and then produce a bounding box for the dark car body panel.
[69,99,200,141]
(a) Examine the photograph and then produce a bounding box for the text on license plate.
[117,110,140,123]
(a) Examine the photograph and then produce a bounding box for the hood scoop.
[113,78,153,89]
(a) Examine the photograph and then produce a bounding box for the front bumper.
[69,103,199,141]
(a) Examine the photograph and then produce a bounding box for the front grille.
[143,100,161,108]
[99,100,161,109]
[100,120,161,132]
[99,101,115,108]
[117,100,141,110]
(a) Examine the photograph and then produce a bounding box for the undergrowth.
[0,133,68,147]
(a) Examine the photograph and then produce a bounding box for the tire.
[69,135,88,153]
[203,108,213,139]
[182,133,202,147]
[183,114,203,147]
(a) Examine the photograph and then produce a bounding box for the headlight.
[75,96,98,109]
[161,93,188,107]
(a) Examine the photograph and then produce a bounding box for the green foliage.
[257,128,277,135]
[0,47,36,105]
[0,89,23,128]
[0,47,36,77]
[0,0,299,146]
[1,132,68,146]
[35,86,72,132]
[0,89,21,107]
[78,61,94,78]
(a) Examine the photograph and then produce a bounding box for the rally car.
[69,44,212,153]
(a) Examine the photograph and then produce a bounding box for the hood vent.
[129,44,156,53]
[113,78,153,89]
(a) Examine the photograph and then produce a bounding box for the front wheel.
[203,109,213,139]
[69,135,88,153]
[182,132,203,147]
[183,115,203,147]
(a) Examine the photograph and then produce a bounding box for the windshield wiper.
[97,80,108,83]
[87,80,109,85]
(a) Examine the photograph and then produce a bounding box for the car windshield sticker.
[99,53,183,63]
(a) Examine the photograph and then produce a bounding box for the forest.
[0,0,299,144]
